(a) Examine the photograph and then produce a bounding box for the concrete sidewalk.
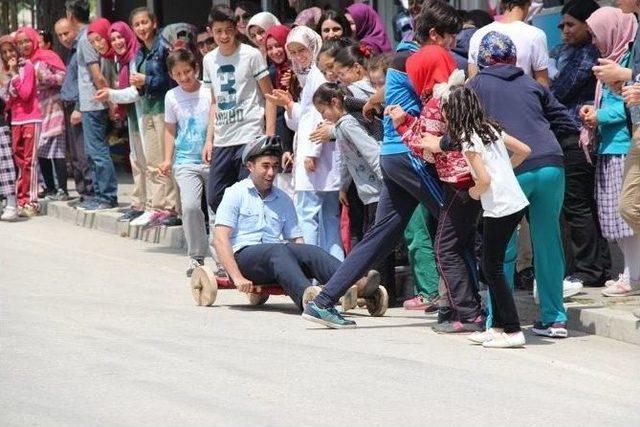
[35,176,640,346]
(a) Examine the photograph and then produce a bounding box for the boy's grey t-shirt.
[202,43,269,147]
[76,27,108,112]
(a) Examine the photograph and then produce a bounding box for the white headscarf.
[285,25,322,78]
[247,12,281,36]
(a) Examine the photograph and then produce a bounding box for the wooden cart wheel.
[247,293,270,306]
[339,285,358,312]
[190,266,218,306]
[365,286,388,317]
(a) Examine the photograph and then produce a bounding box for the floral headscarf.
[477,31,517,68]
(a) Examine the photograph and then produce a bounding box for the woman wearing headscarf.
[264,24,297,194]
[580,7,640,298]
[346,3,392,55]
[549,0,611,290]
[0,35,18,220]
[246,12,280,55]
[466,31,578,338]
[98,21,147,222]
[265,25,343,260]
[14,27,68,202]
[294,7,322,29]
[4,29,43,216]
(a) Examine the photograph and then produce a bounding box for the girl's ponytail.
[312,82,353,106]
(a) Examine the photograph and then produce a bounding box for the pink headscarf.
[88,18,115,59]
[587,7,637,108]
[109,21,139,90]
[15,27,66,71]
[294,7,322,28]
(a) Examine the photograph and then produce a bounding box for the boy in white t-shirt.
[468,0,549,86]
[201,4,276,215]
[158,49,213,277]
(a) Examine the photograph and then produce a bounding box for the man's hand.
[384,105,406,128]
[94,88,110,103]
[339,189,349,206]
[158,160,172,176]
[233,276,253,293]
[304,156,316,172]
[70,110,82,125]
[592,58,625,85]
[202,141,213,164]
[363,96,382,122]
[622,83,640,107]
[130,72,145,89]
[310,121,334,144]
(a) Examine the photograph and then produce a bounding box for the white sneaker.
[601,276,640,297]
[482,331,526,348]
[468,328,502,345]
[605,273,628,287]
[129,210,154,227]
[562,277,584,299]
[533,278,583,304]
[1,206,18,221]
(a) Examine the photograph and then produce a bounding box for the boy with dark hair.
[66,0,118,211]
[202,4,276,215]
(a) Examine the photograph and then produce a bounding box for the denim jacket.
[550,42,599,128]
[134,29,175,100]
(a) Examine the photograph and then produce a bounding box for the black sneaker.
[162,215,182,227]
[118,208,144,222]
[515,267,535,291]
[432,316,484,334]
[186,257,205,278]
[437,306,454,324]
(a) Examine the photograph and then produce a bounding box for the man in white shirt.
[468,0,550,86]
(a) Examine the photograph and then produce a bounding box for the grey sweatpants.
[174,163,213,260]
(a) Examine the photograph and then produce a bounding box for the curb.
[41,199,186,250]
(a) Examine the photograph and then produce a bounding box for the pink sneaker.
[403,295,427,311]
[601,277,640,297]
[403,295,439,311]
[145,210,171,228]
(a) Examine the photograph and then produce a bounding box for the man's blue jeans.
[81,109,117,204]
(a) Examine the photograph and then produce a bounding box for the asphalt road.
[1,217,639,426]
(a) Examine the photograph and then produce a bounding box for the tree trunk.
[36,0,67,33]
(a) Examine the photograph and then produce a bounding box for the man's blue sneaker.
[302,301,356,329]
[77,200,99,211]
